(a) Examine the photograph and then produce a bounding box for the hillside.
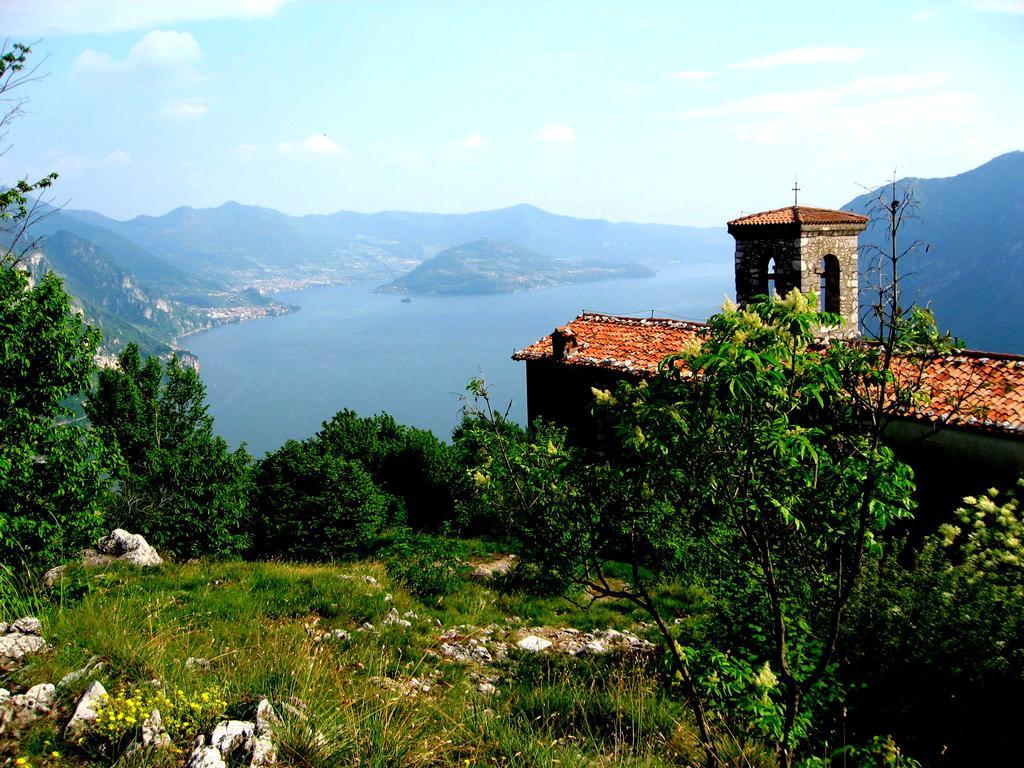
[381,238,654,295]
[846,151,1024,352]
[24,232,198,358]
[65,202,730,288]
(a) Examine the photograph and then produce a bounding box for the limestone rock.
[186,746,227,768]
[211,719,255,757]
[42,565,67,588]
[11,617,41,635]
[0,618,48,664]
[66,680,107,740]
[471,554,518,581]
[516,635,552,652]
[58,657,104,690]
[251,702,279,765]
[142,707,172,748]
[78,548,117,568]
[382,608,411,628]
[96,528,163,566]
[0,683,56,736]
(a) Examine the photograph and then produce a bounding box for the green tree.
[86,343,252,558]
[0,42,114,570]
[462,292,921,767]
[317,409,468,531]
[253,438,390,560]
[0,267,115,568]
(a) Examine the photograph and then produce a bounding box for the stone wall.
[731,222,864,339]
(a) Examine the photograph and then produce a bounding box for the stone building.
[728,205,866,338]
[513,203,1024,508]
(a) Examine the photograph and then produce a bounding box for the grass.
[0,555,717,767]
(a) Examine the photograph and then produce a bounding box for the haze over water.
[186,261,732,455]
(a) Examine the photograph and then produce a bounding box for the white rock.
[251,733,277,766]
[516,635,552,652]
[186,746,227,768]
[65,680,107,740]
[255,699,280,735]
[0,632,47,662]
[251,699,279,766]
[476,682,497,695]
[25,683,55,709]
[58,658,104,690]
[382,608,411,628]
[11,617,42,635]
[210,719,255,757]
[583,639,608,655]
[142,707,172,748]
[42,565,66,588]
[362,575,378,586]
[96,528,163,566]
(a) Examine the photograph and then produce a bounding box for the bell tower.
[726,204,868,339]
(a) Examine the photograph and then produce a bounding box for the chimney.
[551,326,578,360]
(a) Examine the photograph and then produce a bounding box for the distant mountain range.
[845,150,1024,352]
[380,238,655,295]
[18,200,730,358]
[11,149,1023,359]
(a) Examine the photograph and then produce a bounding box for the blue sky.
[0,0,1021,225]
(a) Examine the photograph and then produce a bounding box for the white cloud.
[460,133,484,149]
[681,73,947,119]
[678,70,974,153]
[0,0,295,36]
[74,30,202,76]
[159,97,209,119]
[961,0,1024,12]
[277,134,349,158]
[730,46,867,69]
[913,9,938,21]
[670,70,713,81]
[537,123,576,144]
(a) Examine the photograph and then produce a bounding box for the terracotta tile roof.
[728,205,868,227]
[895,351,1024,436]
[512,312,706,375]
[513,313,1024,437]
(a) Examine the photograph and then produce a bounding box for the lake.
[185,261,733,456]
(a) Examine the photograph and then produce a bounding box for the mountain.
[381,238,655,295]
[64,202,730,289]
[24,231,197,357]
[11,199,728,362]
[845,151,1024,352]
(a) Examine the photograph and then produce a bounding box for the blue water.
[184,261,733,456]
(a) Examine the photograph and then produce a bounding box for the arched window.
[766,257,778,298]
[820,255,840,313]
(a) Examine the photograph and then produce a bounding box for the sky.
[0,0,1021,226]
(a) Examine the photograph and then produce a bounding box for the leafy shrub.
[842,479,1024,765]
[319,409,469,531]
[382,529,470,597]
[86,345,253,559]
[0,268,115,569]
[253,440,391,560]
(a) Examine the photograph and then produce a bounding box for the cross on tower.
[792,179,801,206]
